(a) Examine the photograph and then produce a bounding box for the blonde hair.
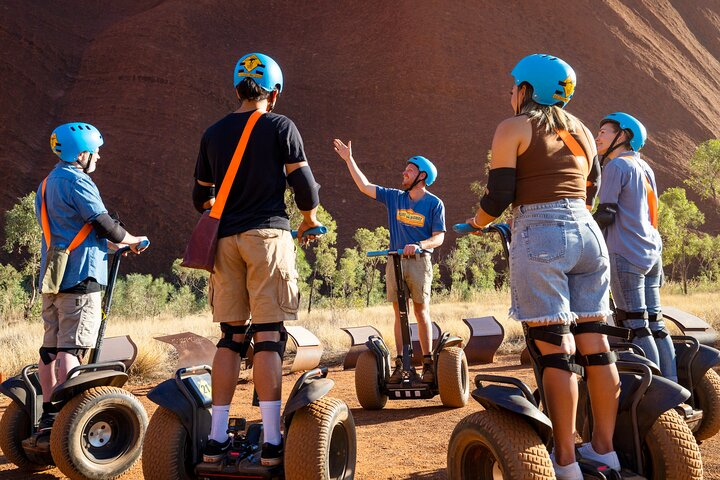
[518,84,579,133]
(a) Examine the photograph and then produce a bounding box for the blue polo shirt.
[375,187,446,251]
[35,162,109,290]
[598,151,662,270]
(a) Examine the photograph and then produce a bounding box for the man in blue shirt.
[33,122,147,437]
[334,139,446,383]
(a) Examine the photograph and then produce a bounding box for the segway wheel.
[437,347,469,408]
[0,401,53,471]
[285,396,356,480]
[644,409,703,479]
[692,368,720,441]
[447,409,554,480]
[354,350,387,410]
[50,386,148,480]
[142,407,193,480]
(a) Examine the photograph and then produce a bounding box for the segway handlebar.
[366,248,429,257]
[291,225,328,239]
[453,223,511,259]
[89,238,150,364]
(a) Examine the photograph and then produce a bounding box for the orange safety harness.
[41,177,93,253]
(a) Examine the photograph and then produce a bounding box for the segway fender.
[616,351,662,375]
[147,378,197,432]
[471,385,553,444]
[0,376,32,412]
[50,370,128,403]
[283,377,335,418]
[440,336,463,350]
[689,344,720,385]
[615,372,690,453]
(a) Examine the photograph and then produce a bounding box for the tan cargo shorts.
[42,291,102,349]
[210,228,299,325]
[385,254,433,304]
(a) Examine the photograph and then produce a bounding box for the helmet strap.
[76,153,93,174]
[599,131,624,166]
[404,172,426,192]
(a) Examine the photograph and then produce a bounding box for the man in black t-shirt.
[192,52,322,467]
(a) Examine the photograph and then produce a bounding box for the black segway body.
[0,243,149,478]
[144,366,351,480]
[357,249,468,407]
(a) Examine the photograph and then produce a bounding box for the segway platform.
[386,379,435,400]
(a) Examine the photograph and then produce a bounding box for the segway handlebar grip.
[366,248,428,257]
[291,225,328,239]
[453,223,480,234]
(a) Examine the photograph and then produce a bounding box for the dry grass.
[1,285,718,383]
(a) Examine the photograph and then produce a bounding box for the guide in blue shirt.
[334,138,446,384]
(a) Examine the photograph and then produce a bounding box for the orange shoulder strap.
[617,156,659,229]
[556,129,591,177]
[41,177,94,252]
[209,110,264,219]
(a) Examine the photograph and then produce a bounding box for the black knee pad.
[525,323,583,376]
[217,323,253,357]
[56,347,89,361]
[648,313,670,339]
[572,321,630,340]
[615,309,652,339]
[576,351,618,367]
[39,347,57,365]
[252,322,288,359]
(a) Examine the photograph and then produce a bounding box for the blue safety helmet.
[233,53,283,93]
[600,112,647,151]
[407,156,437,186]
[511,54,577,108]
[50,123,104,163]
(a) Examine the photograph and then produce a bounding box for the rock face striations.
[3,1,720,274]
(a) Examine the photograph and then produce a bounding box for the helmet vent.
[70,126,76,131]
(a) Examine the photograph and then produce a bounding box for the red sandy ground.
[1,355,719,479]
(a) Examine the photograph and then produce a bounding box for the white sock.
[209,405,230,443]
[259,400,282,445]
[578,442,621,470]
[550,455,583,480]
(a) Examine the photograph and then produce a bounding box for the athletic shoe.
[577,442,621,471]
[203,437,231,463]
[261,440,283,467]
[421,361,435,384]
[388,357,404,384]
[37,412,56,432]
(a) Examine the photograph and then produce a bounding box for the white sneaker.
[577,442,621,471]
[550,453,583,480]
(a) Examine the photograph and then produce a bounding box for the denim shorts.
[509,198,611,323]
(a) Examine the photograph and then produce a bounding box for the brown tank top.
[513,117,592,207]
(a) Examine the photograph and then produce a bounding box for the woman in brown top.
[467,54,619,479]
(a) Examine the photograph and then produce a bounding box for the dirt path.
[1,355,719,479]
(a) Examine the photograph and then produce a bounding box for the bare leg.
[56,352,80,384]
[575,317,620,454]
[529,321,578,467]
[39,356,57,399]
[253,331,282,401]
[211,328,244,406]
[412,301,432,355]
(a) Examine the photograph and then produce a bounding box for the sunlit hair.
[517,83,579,133]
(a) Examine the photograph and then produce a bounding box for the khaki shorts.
[385,254,432,304]
[42,292,102,349]
[210,229,299,324]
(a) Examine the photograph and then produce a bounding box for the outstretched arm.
[333,139,377,199]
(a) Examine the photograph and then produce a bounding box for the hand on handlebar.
[129,236,150,254]
[402,243,420,256]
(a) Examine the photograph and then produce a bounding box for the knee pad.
[39,347,57,365]
[615,309,652,339]
[525,323,583,376]
[572,320,630,340]
[648,313,670,339]
[252,322,288,359]
[56,347,89,361]
[217,323,253,357]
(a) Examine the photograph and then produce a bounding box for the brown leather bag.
[181,110,264,272]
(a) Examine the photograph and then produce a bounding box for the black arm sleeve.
[479,168,516,218]
[192,183,215,213]
[91,213,127,243]
[287,166,320,211]
[586,155,602,207]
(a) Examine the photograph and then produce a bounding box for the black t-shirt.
[194,111,306,238]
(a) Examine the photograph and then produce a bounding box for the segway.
[0,240,150,480]
[141,226,356,480]
[446,224,703,479]
[353,248,469,410]
[605,303,720,441]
